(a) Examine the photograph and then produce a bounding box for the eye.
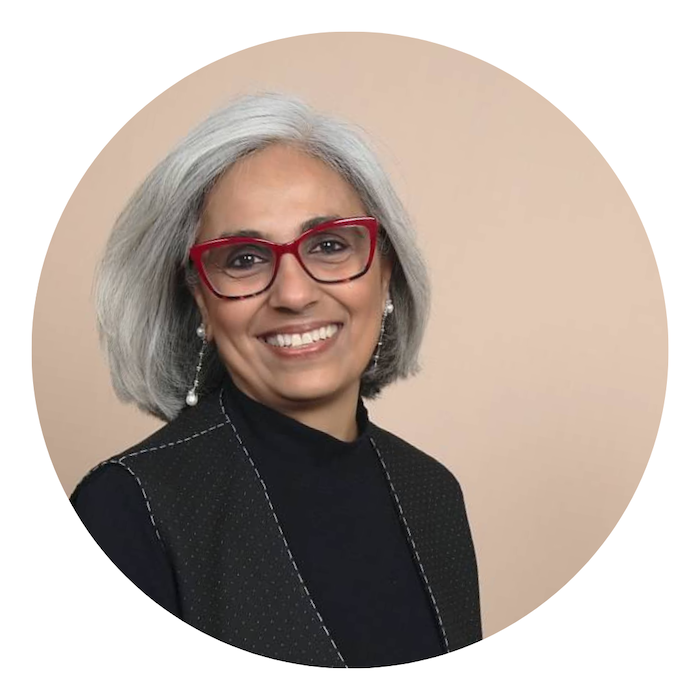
[309,237,349,255]
[221,243,272,269]
[227,251,267,269]
[204,243,273,279]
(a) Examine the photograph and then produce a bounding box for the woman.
[71,93,481,667]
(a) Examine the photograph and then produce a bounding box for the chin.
[271,372,357,407]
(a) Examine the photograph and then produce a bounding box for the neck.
[230,378,360,442]
[284,391,359,441]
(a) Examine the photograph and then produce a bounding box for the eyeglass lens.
[201,224,372,297]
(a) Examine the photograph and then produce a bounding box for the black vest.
[103,387,482,666]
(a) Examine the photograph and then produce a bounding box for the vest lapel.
[125,390,347,667]
[368,425,483,651]
[125,391,480,664]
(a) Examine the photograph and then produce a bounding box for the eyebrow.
[219,215,342,240]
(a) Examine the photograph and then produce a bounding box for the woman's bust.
[72,93,481,667]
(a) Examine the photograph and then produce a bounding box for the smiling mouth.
[261,323,341,349]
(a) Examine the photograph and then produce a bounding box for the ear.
[379,253,393,298]
[191,284,213,341]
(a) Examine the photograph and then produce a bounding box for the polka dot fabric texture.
[107,390,346,667]
[368,426,482,651]
[84,387,481,665]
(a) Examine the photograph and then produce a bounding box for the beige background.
[33,33,666,639]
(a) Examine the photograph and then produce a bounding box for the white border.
[5,2,698,698]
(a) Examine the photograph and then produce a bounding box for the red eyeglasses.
[189,217,379,300]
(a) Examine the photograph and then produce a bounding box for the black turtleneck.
[72,380,444,667]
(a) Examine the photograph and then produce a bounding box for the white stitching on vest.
[89,420,231,551]
[369,435,450,653]
[118,460,163,543]
[120,421,229,459]
[218,390,348,669]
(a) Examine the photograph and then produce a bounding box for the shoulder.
[109,388,231,464]
[367,423,464,501]
[72,387,234,497]
[71,460,143,510]
[70,461,162,551]
[69,463,182,616]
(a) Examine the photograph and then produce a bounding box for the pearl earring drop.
[371,297,394,372]
[186,324,207,407]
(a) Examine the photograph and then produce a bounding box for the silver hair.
[95,93,430,421]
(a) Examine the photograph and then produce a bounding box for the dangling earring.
[186,323,207,407]
[371,297,394,372]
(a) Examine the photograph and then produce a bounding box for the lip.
[257,321,343,338]
[257,322,343,358]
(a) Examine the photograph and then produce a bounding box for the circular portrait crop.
[32,33,667,668]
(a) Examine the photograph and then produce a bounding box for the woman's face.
[193,143,392,415]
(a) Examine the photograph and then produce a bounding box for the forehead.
[200,143,366,241]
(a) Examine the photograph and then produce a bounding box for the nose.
[267,251,320,311]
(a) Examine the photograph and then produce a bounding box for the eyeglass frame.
[188,216,380,300]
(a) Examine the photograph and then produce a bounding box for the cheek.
[207,303,256,346]
[343,286,383,336]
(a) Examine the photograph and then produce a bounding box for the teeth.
[263,324,339,348]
